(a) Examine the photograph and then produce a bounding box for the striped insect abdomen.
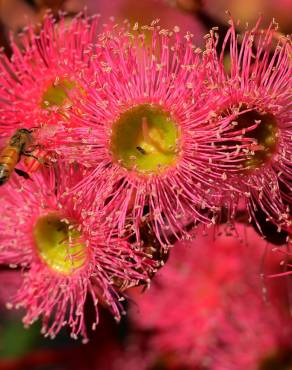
[0,146,20,185]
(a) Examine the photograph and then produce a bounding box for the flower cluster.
[0,11,291,340]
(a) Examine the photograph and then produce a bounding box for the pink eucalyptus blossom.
[0,13,101,163]
[63,21,224,249]
[0,166,154,341]
[200,18,292,232]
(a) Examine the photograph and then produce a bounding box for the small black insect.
[136,146,146,155]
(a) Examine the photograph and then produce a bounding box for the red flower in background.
[129,223,292,369]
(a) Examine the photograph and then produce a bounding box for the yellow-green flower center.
[41,79,76,109]
[236,110,278,170]
[110,104,180,174]
[33,213,87,274]
[221,107,279,172]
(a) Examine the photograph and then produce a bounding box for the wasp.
[0,128,34,185]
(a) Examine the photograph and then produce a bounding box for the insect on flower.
[0,128,33,185]
[0,13,102,162]
[66,20,224,248]
[0,165,155,340]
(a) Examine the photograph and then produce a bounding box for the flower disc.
[34,212,87,274]
[110,104,180,174]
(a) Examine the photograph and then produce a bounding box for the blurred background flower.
[127,224,292,370]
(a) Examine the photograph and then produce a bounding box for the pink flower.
[0,13,101,162]
[66,21,223,248]
[0,166,154,341]
[201,18,292,231]
[130,223,292,369]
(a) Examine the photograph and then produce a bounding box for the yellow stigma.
[110,104,180,174]
[33,213,87,275]
[41,79,76,109]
